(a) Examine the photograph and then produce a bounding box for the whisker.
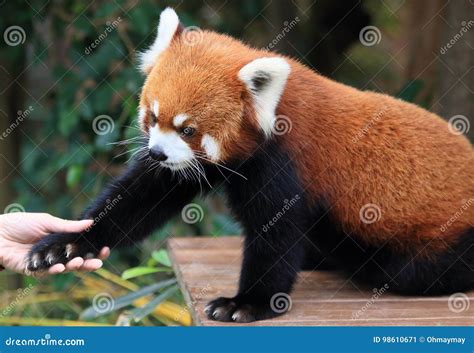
[194,153,247,181]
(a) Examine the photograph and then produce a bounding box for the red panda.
[28,8,473,323]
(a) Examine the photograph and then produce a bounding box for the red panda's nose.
[149,146,168,161]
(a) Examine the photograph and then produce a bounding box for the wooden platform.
[168,236,474,326]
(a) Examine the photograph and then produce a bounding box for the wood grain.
[168,236,474,326]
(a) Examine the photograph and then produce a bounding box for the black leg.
[206,141,310,322]
[27,159,204,271]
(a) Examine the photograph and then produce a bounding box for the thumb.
[44,215,93,234]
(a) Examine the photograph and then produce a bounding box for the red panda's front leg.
[206,141,311,323]
[26,158,202,272]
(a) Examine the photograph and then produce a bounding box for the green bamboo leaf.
[130,285,179,322]
[121,266,171,280]
[151,249,172,267]
[80,279,177,320]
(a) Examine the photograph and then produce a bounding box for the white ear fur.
[238,57,291,138]
[138,8,180,74]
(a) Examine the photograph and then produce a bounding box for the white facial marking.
[149,126,194,166]
[238,57,291,138]
[138,107,147,129]
[153,100,160,117]
[139,8,180,74]
[201,134,221,161]
[173,113,188,127]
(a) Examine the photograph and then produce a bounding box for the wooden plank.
[168,236,474,326]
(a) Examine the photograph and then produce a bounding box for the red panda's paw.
[204,296,281,323]
[26,233,99,272]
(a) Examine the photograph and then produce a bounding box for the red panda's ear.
[238,57,291,138]
[138,8,183,75]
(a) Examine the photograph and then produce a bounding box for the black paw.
[204,296,283,323]
[27,232,100,271]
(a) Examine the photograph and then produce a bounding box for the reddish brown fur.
[140,30,473,255]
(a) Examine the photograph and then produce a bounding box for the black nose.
[149,146,167,161]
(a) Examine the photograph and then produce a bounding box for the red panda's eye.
[149,113,157,126]
[180,126,195,137]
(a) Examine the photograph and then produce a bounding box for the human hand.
[0,212,110,275]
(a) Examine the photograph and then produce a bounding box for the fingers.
[48,263,66,274]
[43,215,94,234]
[29,247,108,275]
[99,247,110,260]
[80,259,103,271]
[65,257,85,271]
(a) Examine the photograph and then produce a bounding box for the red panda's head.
[138,8,291,171]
